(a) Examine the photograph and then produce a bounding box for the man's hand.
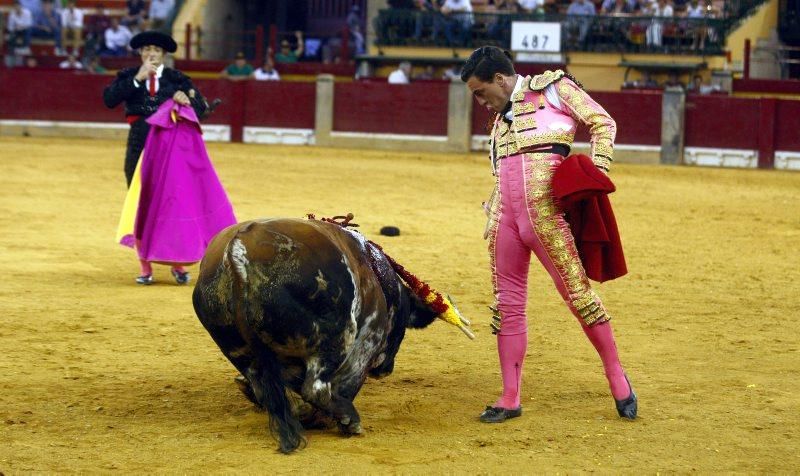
[134,62,158,82]
[173,90,191,106]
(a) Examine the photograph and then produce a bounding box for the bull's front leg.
[300,354,363,435]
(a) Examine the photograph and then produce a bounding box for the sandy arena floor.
[1,137,798,473]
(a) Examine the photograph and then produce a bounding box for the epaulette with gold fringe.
[526,69,565,91]
[523,69,586,92]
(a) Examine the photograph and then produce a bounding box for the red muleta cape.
[552,154,627,283]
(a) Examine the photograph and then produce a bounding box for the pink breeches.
[487,152,630,405]
[489,152,608,335]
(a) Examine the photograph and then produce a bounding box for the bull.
[192,217,472,453]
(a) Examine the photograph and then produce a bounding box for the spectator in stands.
[636,71,659,87]
[102,17,133,57]
[687,73,716,94]
[87,55,108,74]
[518,0,544,14]
[488,0,520,43]
[664,71,685,89]
[221,52,254,81]
[346,4,365,55]
[19,0,41,17]
[275,31,304,63]
[387,61,412,84]
[601,0,635,14]
[82,6,110,60]
[414,64,435,80]
[646,0,674,49]
[440,0,473,47]
[542,0,561,14]
[123,0,148,33]
[253,57,280,81]
[7,1,34,54]
[24,56,38,68]
[413,0,443,44]
[442,62,461,80]
[59,53,83,69]
[60,0,84,56]
[149,0,175,32]
[566,0,596,49]
[32,0,63,55]
[685,0,706,50]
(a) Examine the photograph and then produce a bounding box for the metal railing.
[375,9,734,55]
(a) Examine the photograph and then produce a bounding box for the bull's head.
[369,283,465,378]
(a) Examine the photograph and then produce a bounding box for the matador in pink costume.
[461,46,637,423]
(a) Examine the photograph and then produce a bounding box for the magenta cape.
[133,100,236,264]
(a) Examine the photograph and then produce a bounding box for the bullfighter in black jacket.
[103,31,208,186]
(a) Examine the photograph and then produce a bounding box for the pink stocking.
[139,260,152,277]
[494,332,528,409]
[582,321,630,400]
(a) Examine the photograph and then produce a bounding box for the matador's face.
[466,73,514,114]
[140,45,165,68]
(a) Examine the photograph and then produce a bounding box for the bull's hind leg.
[300,356,363,435]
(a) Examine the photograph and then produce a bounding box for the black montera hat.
[130,31,177,53]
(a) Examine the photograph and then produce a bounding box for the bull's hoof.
[338,419,362,435]
[296,403,336,430]
[234,374,261,408]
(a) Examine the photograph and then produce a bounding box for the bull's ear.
[407,291,438,329]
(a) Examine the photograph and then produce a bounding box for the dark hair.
[460,46,515,83]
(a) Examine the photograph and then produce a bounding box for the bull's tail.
[226,235,306,453]
[247,346,306,453]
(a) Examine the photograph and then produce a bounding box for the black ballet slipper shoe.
[615,374,638,420]
[136,274,154,285]
[479,405,522,423]
[171,269,190,285]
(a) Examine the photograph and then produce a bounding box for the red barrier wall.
[471,89,662,146]
[243,81,316,129]
[1,70,799,157]
[0,70,121,122]
[684,96,758,149]
[775,100,800,151]
[333,82,448,135]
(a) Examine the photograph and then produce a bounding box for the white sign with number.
[510,22,561,53]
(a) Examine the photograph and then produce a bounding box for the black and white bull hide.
[192,218,447,453]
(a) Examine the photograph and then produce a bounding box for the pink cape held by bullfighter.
[116,99,237,267]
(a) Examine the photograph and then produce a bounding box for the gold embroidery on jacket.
[556,78,616,171]
[512,101,537,116]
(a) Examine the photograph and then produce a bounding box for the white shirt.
[442,0,472,12]
[649,3,673,16]
[9,8,34,31]
[149,0,175,20]
[387,69,409,84]
[61,7,84,29]
[59,59,83,70]
[254,68,280,81]
[133,63,165,93]
[686,4,704,17]
[105,25,132,49]
[518,0,542,11]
